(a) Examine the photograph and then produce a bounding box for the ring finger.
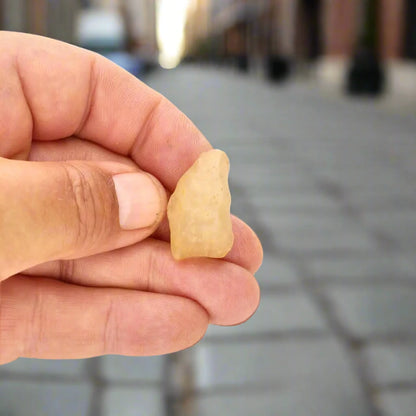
[25,238,260,326]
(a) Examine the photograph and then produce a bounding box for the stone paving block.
[228,154,294,169]
[0,381,92,416]
[346,188,416,210]
[207,291,327,337]
[325,286,416,338]
[272,226,377,253]
[402,159,416,178]
[247,191,343,212]
[100,355,165,383]
[0,357,87,377]
[221,141,289,156]
[228,146,293,160]
[376,390,416,416]
[255,255,300,286]
[228,200,253,223]
[267,213,361,230]
[206,293,327,338]
[301,152,381,169]
[341,180,416,197]
[404,255,416,277]
[360,209,416,248]
[191,387,371,416]
[315,167,407,191]
[362,344,416,386]
[248,182,322,198]
[305,254,416,282]
[263,214,378,253]
[230,167,313,188]
[199,122,267,141]
[253,185,322,199]
[102,387,164,416]
[194,338,361,390]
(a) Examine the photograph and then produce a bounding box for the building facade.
[89,0,158,59]
[184,0,211,60]
[0,0,157,61]
[0,0,81,44]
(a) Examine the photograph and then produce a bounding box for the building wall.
[1,0,80,44]
[275,0,296,56]
[1,0,28,32]
[323,0,358,57]
[379,0,405,59]
[185,0,210,56]
[124,0,157,52]
[320,0,412,61]
[82,0,157,56]
[47,0,80,43]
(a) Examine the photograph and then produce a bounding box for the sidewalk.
[1,65,416,416]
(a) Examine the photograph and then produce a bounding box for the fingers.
[0,158,166,279]
[29,137,138,169]
[226,215,263,273]
[1,32,211,190]
[29,139,263,273]
[153,215,263,274]
[0,276,208,364]
[26,239,260,326]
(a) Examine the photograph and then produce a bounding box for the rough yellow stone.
[167,149,234,260]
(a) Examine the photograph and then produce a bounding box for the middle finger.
[26,238,260,326]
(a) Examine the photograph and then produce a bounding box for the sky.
[156,0,192,68]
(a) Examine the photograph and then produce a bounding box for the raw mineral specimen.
[167,149,234,260]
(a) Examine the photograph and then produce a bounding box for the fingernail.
[113,172,162,230]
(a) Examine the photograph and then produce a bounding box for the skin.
[0,32,263,364]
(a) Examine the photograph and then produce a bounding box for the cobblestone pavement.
[1,65,416,416]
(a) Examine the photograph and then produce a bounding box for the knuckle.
[143,243,164,292]
[25,286,44,357]
[58,259,76,283]
[143,250,157,292]
[62,163,117,251]
[102,299,118,354]
[0,283,20,364]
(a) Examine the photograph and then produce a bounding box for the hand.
[0,32,262,364]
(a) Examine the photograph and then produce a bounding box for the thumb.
[0,157,167,279]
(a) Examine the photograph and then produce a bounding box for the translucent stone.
[167,149,234,260]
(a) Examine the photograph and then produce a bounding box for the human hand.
[0,32,262,364]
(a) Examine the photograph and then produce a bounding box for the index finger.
[0,31,211,190]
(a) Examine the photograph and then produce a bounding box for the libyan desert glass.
[167,149,234,260]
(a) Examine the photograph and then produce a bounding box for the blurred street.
[151,64,416,416]
[2,64,416,415]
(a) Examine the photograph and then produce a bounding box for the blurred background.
[1,0,416,415]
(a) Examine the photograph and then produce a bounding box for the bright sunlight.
[156,0,192,69]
